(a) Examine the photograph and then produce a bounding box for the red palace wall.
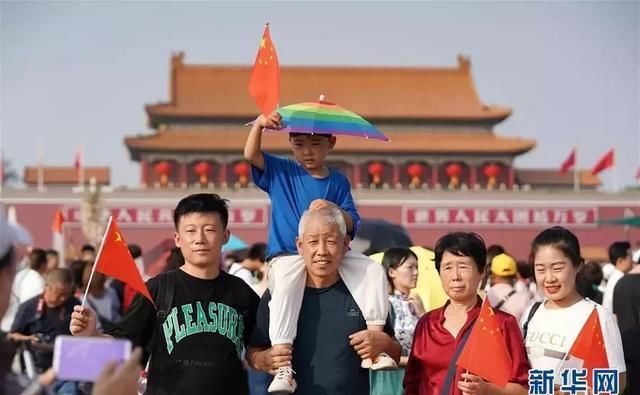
[5,195,639,262]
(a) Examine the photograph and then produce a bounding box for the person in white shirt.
[486,253,531,321]
[225,253,255,287]
[1,248,47,332]
[602,241,633,314]
[522,227,627,393]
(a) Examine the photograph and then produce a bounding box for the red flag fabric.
[248,24,280,117]
[52,209,65,234]
[566,308,608,388]
[457,299,512,387]
[95,216,153,304]
[560,149,576,174]
[591,149,614,175]
[635,166,640,181]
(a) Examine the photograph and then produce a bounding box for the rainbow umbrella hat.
[268,95,389,141]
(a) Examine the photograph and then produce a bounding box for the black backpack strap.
[144,271,176,365]
[495,289,517,310]
[522,301,542,341]
[439,318,477,395]
[155,271,175,322]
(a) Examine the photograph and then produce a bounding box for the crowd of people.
[0,110,638,395]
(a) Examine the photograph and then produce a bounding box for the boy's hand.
[309,199,339,212]
[256,112,282,129]
[348,330,388,361]
[257,347,292,375]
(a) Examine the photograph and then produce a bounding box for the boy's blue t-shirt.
[251,152,361,258]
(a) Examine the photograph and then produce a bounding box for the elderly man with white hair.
[248,207,401,395]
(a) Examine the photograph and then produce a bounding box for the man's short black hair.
[128,244,142,259]
[434,232,487,273]
[81,244,96,253]
[288,132,333,139]
[608,241,631,264]
[173,193,230,230]
[247,242,267,263]
[29,248,48,272]
[45,249,59,257]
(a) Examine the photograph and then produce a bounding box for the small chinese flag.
[248,23,280,117]
[457,298,512,388]
[52,209,65,234]
[560,149,576,174]
[591,149,614,176]
[566,308,608,388]
[94,216,153,304]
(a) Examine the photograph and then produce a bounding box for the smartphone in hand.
[53,336,132,382]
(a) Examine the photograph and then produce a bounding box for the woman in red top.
[403,232,530,395]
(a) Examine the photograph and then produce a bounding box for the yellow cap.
[491,253,517,277]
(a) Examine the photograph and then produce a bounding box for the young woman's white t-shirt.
[520,298,626,373]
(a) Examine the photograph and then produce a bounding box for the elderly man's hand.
[254,347,292,375]
[348,329,389,361]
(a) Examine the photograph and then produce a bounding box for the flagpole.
[612,150,618,193]
[573,147,579,192]
[81,215,113,307]
[37,142,45,192]
[78,144,85,192]
[0,145,3,196]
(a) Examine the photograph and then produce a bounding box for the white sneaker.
[370,352,398,370]
[268,366,297,393]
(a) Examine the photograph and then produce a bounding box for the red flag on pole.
[85,216,153,305]
[635,166,640,181]
[52,209,65,234]
[565,308,609,388]
[591,149,614,175]
[248,23,280,117]
[457,299,512,387]
[560,149,576,174]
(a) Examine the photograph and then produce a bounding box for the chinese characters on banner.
[404,206,598,228]
[65,206,267,227]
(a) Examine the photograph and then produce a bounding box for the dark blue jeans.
[247,367,271,395]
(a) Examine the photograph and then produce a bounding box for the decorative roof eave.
[124,130,536,161]
[23,166,111,185]
[145,103,512,129]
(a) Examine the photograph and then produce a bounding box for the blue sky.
[1,1,638,188]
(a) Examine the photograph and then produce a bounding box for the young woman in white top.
[521,226,626,393]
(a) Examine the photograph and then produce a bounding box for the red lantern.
[234,162,250,186]
[368,162,384,185]
[483,163,501,188]
[194,161,212,185]
[154,161,171,186]
[407,163,424,187]
[445,163,462,187]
